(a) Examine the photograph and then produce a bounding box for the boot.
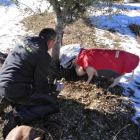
[2,108,21,139]
[0,94,11,114]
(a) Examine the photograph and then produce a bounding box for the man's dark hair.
[39,28,56,42]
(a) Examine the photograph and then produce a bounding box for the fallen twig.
[113,124,131,140]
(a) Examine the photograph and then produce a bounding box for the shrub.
[129,24,140,37]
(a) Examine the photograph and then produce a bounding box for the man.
[0,28,65,139]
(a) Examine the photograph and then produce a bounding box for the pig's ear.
[75,65,86,76]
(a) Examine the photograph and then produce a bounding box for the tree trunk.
[52,13,66,67]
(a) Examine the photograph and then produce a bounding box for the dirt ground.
[0,53,140,140]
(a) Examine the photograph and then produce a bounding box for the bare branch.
[12,0,36,14]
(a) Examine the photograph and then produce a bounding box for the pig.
[74,48,139,88]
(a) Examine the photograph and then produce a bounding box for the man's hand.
[54,81,65,92]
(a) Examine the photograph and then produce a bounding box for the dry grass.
[137,35,140,45]
[113,37,122,43]
[103,31,113,40]
[20,12,98,50]
[0,12,140,140]
[112,42,124,50]
[102,31,123,50]
[20,12,56,36]
[63,18,98,49]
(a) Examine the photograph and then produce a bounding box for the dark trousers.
[3,87,59,123]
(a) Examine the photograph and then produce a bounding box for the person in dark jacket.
[0,28,65,139]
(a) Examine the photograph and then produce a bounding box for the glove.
[54,81,65,92]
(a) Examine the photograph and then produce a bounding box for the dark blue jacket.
[0,36,56,98]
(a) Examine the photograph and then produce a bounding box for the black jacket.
[0,36,56,98]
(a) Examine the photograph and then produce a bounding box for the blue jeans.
[5,88,59,123]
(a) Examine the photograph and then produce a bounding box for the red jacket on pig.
[77,48,139,78]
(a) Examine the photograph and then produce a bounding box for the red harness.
[77,48,139,76]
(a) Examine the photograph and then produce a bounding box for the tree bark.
[52,13,66,67]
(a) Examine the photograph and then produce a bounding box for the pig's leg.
[75,65,86,76]
[108,76,122,88]
[86,66,98,83]
[126,70,134,82]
